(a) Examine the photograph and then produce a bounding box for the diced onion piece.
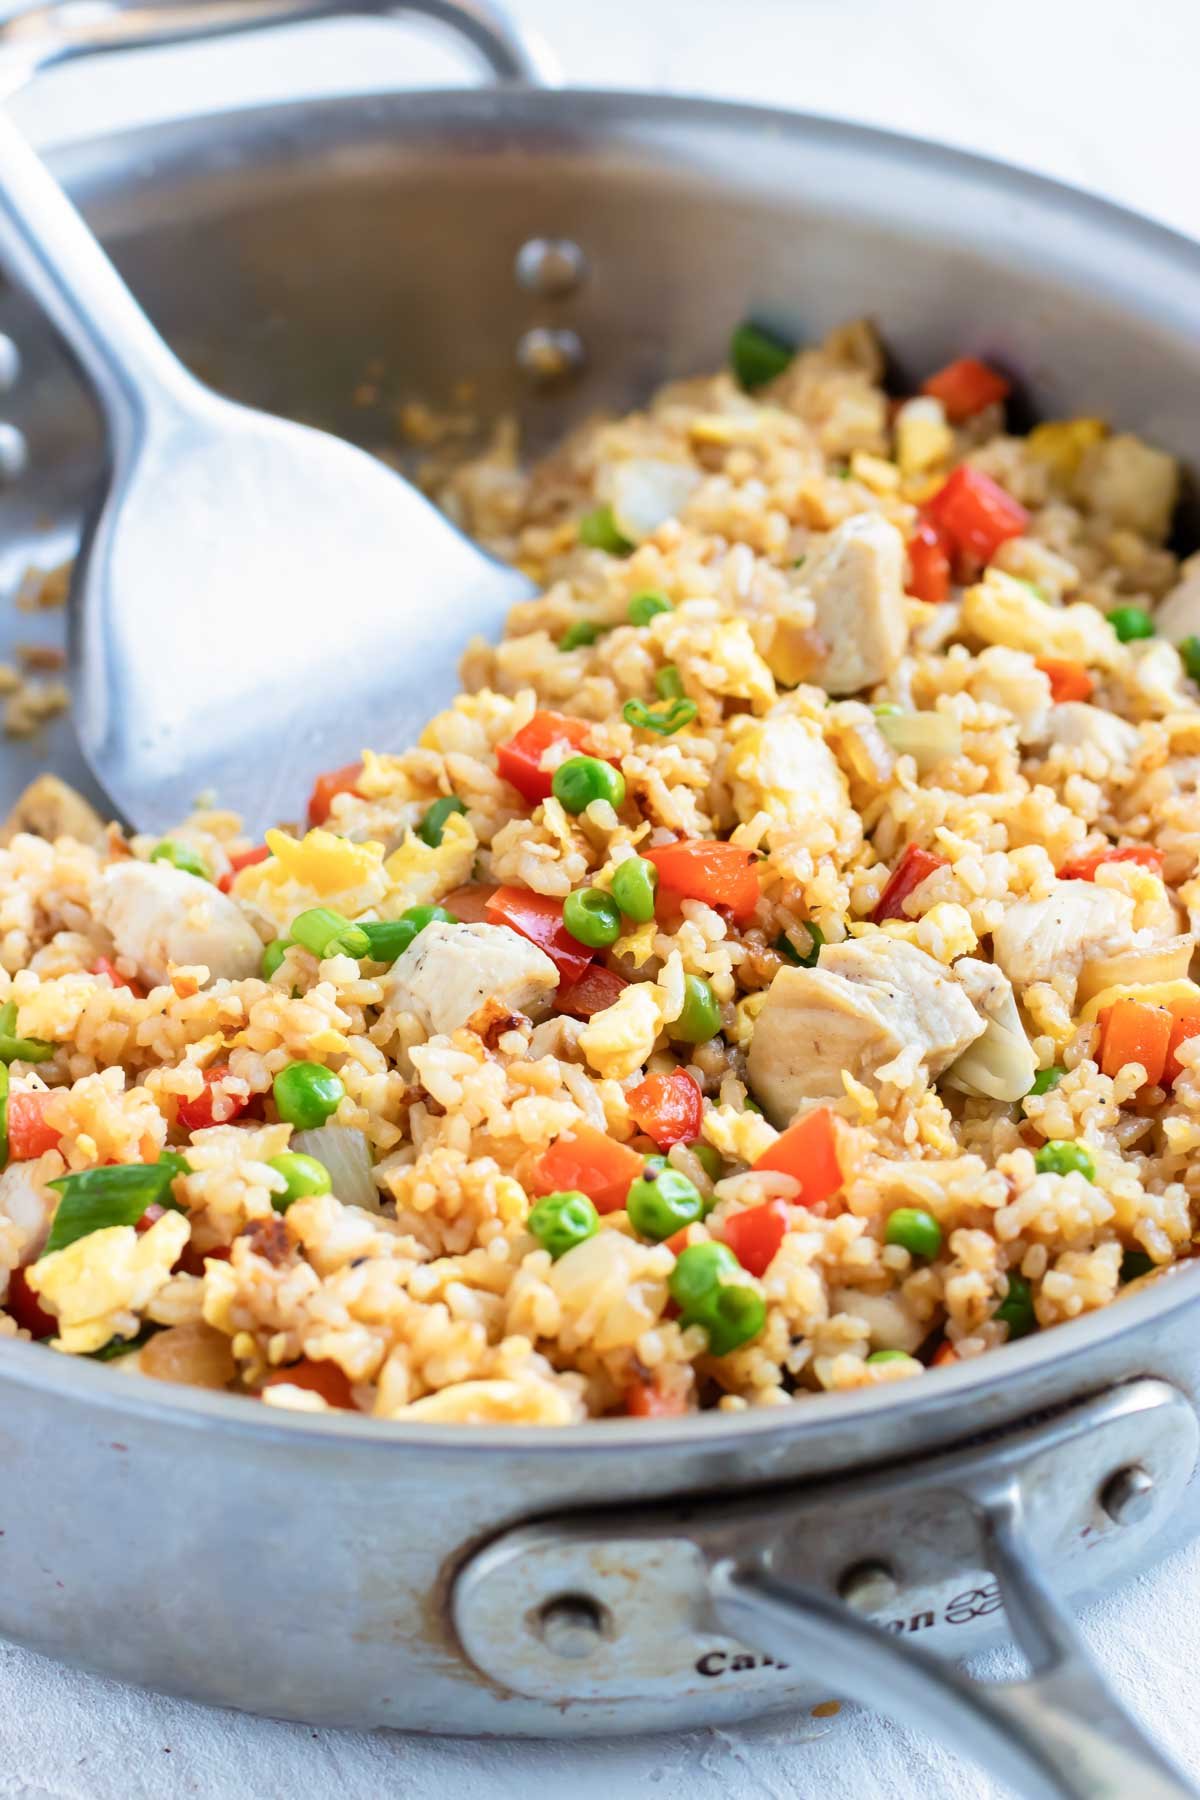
[1076,936,1194,1007]
[944,1021,1037,1103]
[876,710,962,773]
[289,1125,379,1213]
[609,460,702,544]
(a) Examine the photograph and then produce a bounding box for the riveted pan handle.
[710,1479,1195,1800]
[0,0,560,91]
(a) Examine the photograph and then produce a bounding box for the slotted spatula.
[0,109,534,834]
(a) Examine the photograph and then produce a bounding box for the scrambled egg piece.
[28,1211,190,1355]
[894,397,954,477]
[728,716,848,828]
[1027,417,1106,483]
[962,569,1121,669]
[614,918,657,969]
[236,828,389,930]
[385,1377,583,1425]
[579,981,668,1080]
[852,902,977,965]
[383,810,477,910]
[655,612,775,709]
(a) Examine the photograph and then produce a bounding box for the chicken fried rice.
[2,318,1199,1425]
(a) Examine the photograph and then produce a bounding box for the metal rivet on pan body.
[516,326,585,386]
[0,422,28,482]
[1100,1463,1155,1526]
[536,1593,607,1659]
[514,237,587,298]
[837,1560,899,1611]
[0,335,20,391]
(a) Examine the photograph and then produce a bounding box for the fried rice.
[2,317,1199,1425]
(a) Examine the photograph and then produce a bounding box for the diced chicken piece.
[0,1160,57,1299]
[991,882,1135,1003]
[967,646,1052,743]
[0,773,106,848]
[384,920,558,1036]
[831,1286,925,1353]
[962,569,1120,669]
[1034,702,1142,768]
[1073,434,1179,542]
[747,937,984,1124]
[801,514,908,695]
[1154,554,1200,646]
[96,860,263,986]
[944,957,1037,1102]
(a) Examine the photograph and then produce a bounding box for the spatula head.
[72,393,534,835]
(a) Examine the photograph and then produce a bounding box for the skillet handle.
[708,1478,1196,1800]
[0,0,561,90]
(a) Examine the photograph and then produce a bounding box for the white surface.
[5,2,1200,1796]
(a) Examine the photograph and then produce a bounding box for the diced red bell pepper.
[485,886,592,985]
[8,1091,61,1162]
[218,844,270,893]
[1058,842,1163,882]
[623,1374,688,1418]
[307,761,364,828]
[496,711,593,806]
[176,1065,252,1133]
[1036,657,1095,704]
[134,1202,166,1235]
[906,517,952,605]
[722,1197,789,1278]
[556,963,629,1020]
[921,357,1010,423]
[626,1069,703,1150]
[5,1264,56,1338]
[872,844,949,923]
[931,1340,959,1369]
[645,839,759,925]
[752,1106,843,1212]
[925,466,1028,566]
[260,1357,355,1410]
[1165,1011,1200,1088]
[92,956,144,997]
[1096,999,1171,1087]
[530,1123,644,1216]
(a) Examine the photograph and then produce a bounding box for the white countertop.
[6,3,1200,1795]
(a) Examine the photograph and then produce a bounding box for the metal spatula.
[0,110,534,834]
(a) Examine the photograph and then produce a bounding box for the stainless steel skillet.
[0,4,1198,1793]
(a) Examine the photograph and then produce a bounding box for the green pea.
[994,1271,1037,1339]
[272,1061,345,1130]
[1120,1249,1155,1283]
[626,1156,705,1241]
[611,855,659,923]
[669,1241,766,1355]
[562,887,622,949]
[730,320,794,390]
[418,796,467,847]
[578,505,632,555]
[623,696,699,736]
[261,939,290,980]
[551,755,626,814]
[559,620,603,652]
[1108,605,1155,643]
[628,591,673,627]
[149,839,210,881]
[655,664,685,700]
[1034,1139,1095,1181]
[401,903,458,932]
[884,1207,942,1259]
[775,922,823,968]
[1027,1065,1065,1098]
[686,1139,722,1182]
[670,975,721,1045]
[290,907,370,961]
[1180,636,1200,683]
[268,1152,332,1212]
[527,1189,600,1260]
[866,1349,915,1365]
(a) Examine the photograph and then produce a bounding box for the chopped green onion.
[775,923,823,968]
[1107,605,1154,643]
[654,664,685,700]
[578,505,633,555]
[91,1324,159,1361]
[1180,636,1200,683]
[628,591,673,627]
[290,907,370,961]
[418,796,467,847]
[149,839,211,881]
[0,1001,52,1065]
[622,697,699,736]
[1120,1249,1155,1283]
[559,620,604,652]
[261,939,290,980]
[611,855,659,923]
[994,1271,1037,1339]
[42,1158,188,1257]
[358,920,418,963]
[730,320,794,390]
